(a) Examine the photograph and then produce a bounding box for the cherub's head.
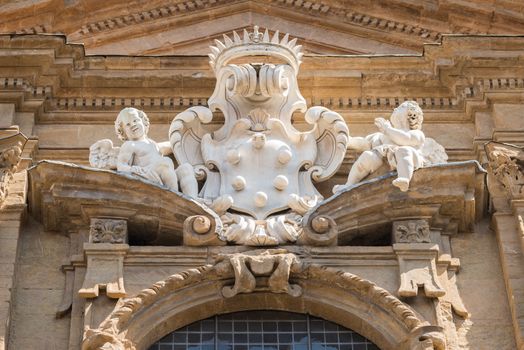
[390,101,423,130]
[115,107,150,141]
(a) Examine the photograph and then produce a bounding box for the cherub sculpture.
[333,101,447,193]
[89,107,197,196]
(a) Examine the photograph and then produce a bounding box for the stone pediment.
[28,161,220,245]
[302,161,486,246]
[4,0,524,57]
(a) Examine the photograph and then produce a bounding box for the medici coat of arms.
[168,26,349,245]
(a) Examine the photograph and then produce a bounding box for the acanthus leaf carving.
[89,218,128,244]
[82,327,135,350]
[393,219,431,243]
[0,132,26,207]
[485,141,524,199]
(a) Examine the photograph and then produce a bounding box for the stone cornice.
[6,0,524,57]
[1,35,524,131]
[68,0,440,44]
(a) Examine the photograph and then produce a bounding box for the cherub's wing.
[421,137,448,166]
[169,106,214,180]
[304,106,350,182]
[89,139,120,170]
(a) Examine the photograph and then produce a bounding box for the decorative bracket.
[393,242,445,298]
[215,249,302,298]
[78,218,129,298]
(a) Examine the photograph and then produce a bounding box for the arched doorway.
[148,311,380,350]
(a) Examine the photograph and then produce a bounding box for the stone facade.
[1,2,524,350]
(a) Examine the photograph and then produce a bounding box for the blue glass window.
[148,311,380,350]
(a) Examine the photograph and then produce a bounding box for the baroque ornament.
[89,218,128,244]
[87,27,450,247]
[168,26,349,245]
[0,133,26,207]
[333,100,448,193]
[485,142,524,198]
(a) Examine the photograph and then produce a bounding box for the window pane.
[148,311,379,349]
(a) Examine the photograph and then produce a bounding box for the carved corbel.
[215,249,302,298]
[0,132,27,208]
[78,218,129,298]
[393,220,445,298]
[394,243,445,298]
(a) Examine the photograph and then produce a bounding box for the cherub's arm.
[347,136,372,151]
[116,142,136,173]
[386,127,425,147]
[375,118,425,147]
[156,141,173,156]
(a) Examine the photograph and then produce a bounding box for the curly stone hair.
[396,101,423,130]
[114,107,150,141]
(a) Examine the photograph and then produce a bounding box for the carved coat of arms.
[169,27,349,245]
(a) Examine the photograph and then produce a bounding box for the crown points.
[210,46,220,55]
[271,30,280,44]
[214,39,226,50]
[208,26,303,71]
[281,33,289,46]
[233,30,242,44]
[223,34,233,47]
[263,28,270,42]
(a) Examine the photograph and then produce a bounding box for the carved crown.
[208,26,303,74]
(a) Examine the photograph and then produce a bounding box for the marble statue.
[333,101,448,193]
[89,107,198,196]
[169,26,349,245]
